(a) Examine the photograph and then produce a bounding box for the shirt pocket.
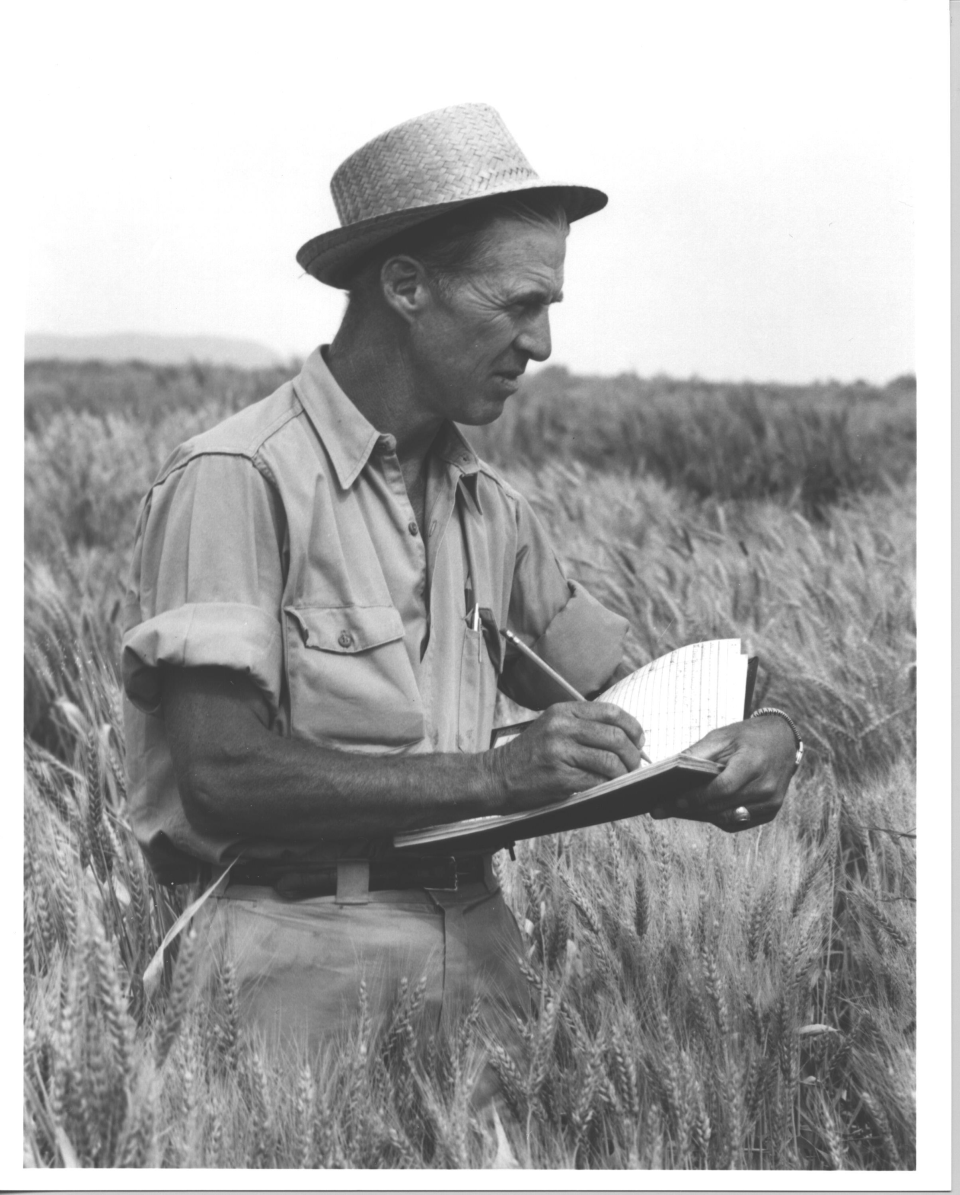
[284,604,425,749]
[457,624,499,753]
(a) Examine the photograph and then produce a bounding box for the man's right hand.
[486,702,645,812]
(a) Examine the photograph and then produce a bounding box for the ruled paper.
[597,639,748,764]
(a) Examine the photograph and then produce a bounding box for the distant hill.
[25,332,285,369]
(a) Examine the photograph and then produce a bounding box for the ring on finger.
[727,805,751,824]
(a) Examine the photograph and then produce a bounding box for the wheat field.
[23,361,916,1169]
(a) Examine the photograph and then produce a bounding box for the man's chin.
[457,397,511,426]
[461,401,514,425]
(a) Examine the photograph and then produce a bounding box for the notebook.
[394,639,758,853]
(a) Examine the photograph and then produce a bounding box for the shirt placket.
[422,457,466,748]
[364,432,472,752]
[373,435,429,646]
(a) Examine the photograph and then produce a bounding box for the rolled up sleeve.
[122,452,286,716]
[502,494,629,706]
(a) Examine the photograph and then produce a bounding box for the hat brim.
[295,181,607,289]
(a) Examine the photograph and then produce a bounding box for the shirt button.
[338,630,354,648]
[408,520,419,536]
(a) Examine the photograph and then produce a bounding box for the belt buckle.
[424,855,458,892]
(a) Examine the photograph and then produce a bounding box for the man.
[122,103,799,1056]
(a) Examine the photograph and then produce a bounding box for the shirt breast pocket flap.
[286,605,405,654]
[284,605,423,747]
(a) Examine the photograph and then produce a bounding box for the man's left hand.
[650,715,797,832]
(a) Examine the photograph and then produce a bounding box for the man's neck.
[325,315,441,468]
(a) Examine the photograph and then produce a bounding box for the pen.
[500,627,586,700]
[500,627,652,764]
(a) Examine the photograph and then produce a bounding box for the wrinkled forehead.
[475,217,567,297]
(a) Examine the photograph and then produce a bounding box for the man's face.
[408,217,567,425]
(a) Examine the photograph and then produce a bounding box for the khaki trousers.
[195,869,530,1059]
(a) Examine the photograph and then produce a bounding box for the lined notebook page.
[597,639,748,763]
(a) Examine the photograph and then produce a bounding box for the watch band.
[750,706,804,770]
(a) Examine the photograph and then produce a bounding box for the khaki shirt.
[122,347,629,879]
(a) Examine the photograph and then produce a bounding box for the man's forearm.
[183,726,502,846]
[163,666,505,845]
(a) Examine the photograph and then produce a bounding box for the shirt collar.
[293,346,484,508]
[433,423,483,516]
[293,347,383,490]
[433,422,480,475]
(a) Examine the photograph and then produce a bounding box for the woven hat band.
[331,103,540,226]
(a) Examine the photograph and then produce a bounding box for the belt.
[217,854,487,901]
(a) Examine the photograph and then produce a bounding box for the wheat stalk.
[527,993,561,1104]
[203,1112,223,1168]
[745,991,765,1047]
[819,1096,845,1169]
[746,884,772,961]
[116,1092,155,1168]
[90,913,134,1079]
[248,1047,273,1167]
[865,893,911,951]
[155,924,199,1067]
[690,1070,712,1166]
[294,1060,316,1168]
[570,1038,605,1154]
[216,956,241,1068]
[34,878,58,961]
[489,1039,527,1121]
[702,920,730,1038]
[609,1025,640,1121]
[53,842,79,953]
[633,867,650,941]
[860,1089,901,1168]
[84,731,109,882]
[722,1062,745,1165]
[313,1067,337,1167]
[791,852,826,918]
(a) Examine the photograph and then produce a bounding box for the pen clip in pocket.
[477,606,504,675]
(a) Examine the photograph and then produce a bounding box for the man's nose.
[516,309,552,363]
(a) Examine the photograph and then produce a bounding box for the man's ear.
[380,255,432,324]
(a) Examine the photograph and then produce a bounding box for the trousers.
[193,868,530,1060]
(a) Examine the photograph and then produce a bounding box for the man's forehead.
[500,271,565,304]
[479,219,566,298]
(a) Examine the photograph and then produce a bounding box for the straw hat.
[296,103,607,288]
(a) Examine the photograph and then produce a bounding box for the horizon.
[23,329,916,390]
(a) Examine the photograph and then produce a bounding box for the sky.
[22,2,922,385]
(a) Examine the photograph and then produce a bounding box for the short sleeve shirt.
[122,347,629,878]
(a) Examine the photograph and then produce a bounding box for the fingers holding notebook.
[651,716,796,830]
[488,701,645,812]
